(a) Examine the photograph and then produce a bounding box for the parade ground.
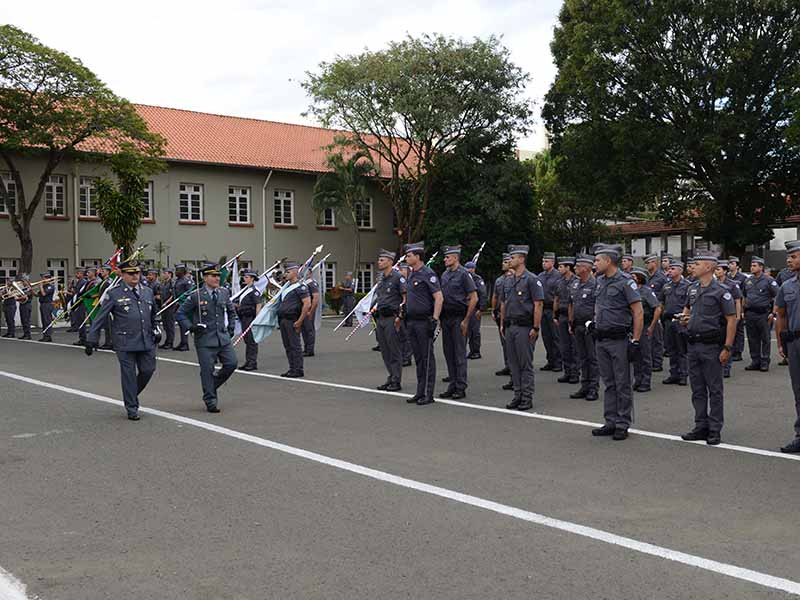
[1,322,799,599]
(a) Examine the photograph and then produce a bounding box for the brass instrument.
[0,276,58,301]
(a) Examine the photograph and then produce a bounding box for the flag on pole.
[471,242,486,265]
[230,257,240,333]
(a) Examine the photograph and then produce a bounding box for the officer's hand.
[153,329,162,345]
[529,327,539,342]
[476,311,482,321]
[84,342,96,356]
[293,319,302,332]
[647,324,655,337]
[428,318,439,338]
[394,317,401,332]
[460,319,468,337]
[768,313,776,325]
[719,348,731,365]
[227,328,235,337]
[628,339,641,362]
[189,324,205,335]
[499,325,505,338]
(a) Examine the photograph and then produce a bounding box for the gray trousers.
[597,338,633,430]
[688,342,724,433]
[467,312,482,355]
[573,324,598,394]
[116,349,156,417]
[3,301,16,335]
[651,321,664,369]
[375,315,402,384]
[407,319,436,401]
[39,302,53,339]
[441,315,468,392]
[541,308,561,368]
[19,302,31,336]
[665,320,688,378]
[786,338,800,437]
[162,306,176,347]
[633,327,653,388]
[495,315,509,369]
[176,313,189,348]
[342,295,355,326]
[399,321,412,362]
[196,344,237,407]
[745,314,772,367]
[557,314,577,377]
[240,315,258,367]
[279,317,303,373]
[506,324,537,401]
[74,303,87,342]
[301,314,316,353]
[733,319,745,356]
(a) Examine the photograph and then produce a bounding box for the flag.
[250,280,304,343]
[471,242,486,265]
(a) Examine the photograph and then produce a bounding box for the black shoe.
[652,367,663,372]
[72,340,85,346]
[706,433,721,445]
[38,337,52,343]
[723,371,731,378]
[158,344,171,350]
[377,382,390,390]
[681,429,709,441]
[372,345,380,351]
[632,384,641,392]
[451,390,465,400]
[283,371,303,378]
[2,333,13,338]
[540,364,554,371]
[495,367,511,376]
[174,346,189,352]
[416,397,434,405]
[207,406,221,413]
[585,392,599,401]
[407,394,422,404]
[662,376,680,384]
[592,424,616,436]
[678,378,687,386]
[506,398,521,409]
[439,390,454,399]
[760,366,769,372]
[303,350,315,357]
[402,360,412,367]
[467,353,481,360]
[780,438,800,453]
[568,376,580,384]
[99,344,113,350]
[502,381,514,390]
[516,400,533,411]
[557,374,571,383]
[613,429,629,441]
[442,376,452,383]
[239,365,257,371]
[385,383,402,392]
[551,366,563,373]
[731,354,743,362]
[127,414,140,421]
[744,363,760,371]
[18,335,31,340]
[570,389,588,399]
[636,386,651,393]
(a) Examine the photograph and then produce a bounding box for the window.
[238,259,253,272]
[179,183,203,222]
[141,181,154,220]
[358,262,374,291]
[355,197,372,229]
[770,227,798,251]
[273,189,294,225]
[43,175,67,217]
[81,258,101,269]
[47,258,68,288]
[79,176,98,217]
[317,208,335,227]
[322,262,336,292]
[228,186,251,223]
[0,172,17,215]
[0,258,18,284]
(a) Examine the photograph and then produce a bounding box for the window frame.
[0,172,18,215]
[322,261,336,293]
[355,197,373,229]
[179,183,204,223]
[45,174,67,218]
[0,258,19,284]
[228,186,251,224]
[141,181,154,221]
[358,262,374,292]
[79,176,98,218]
[273,189,295,226]
[316,207,335,228]
[46,258,69,288]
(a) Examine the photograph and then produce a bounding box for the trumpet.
[0,276,58,301]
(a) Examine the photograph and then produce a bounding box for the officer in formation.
[402,241,443,406]
[465,261,486,360]
[2,277,17,337]
[339,272,356,327]
[370,249,406,391]
[590,244,643,441]
[492,253,512,382]
[235,269,263,371]
[776,265,793,366]
[439,245,477,400]
[743,256,778,372]
[500,244,543,411]
[85,259,157,421]
[654,260,690,386]
[36,270,56,343]
[538,252,562,371]
[714,261,743,378]
[775,240,800,453]
[644,254,667,372]
[727,256,748,361]
[16,273,33,340]
[159,268,176,350]
[94,264,114,350]
[620,253,634,276]
[66,267,87,333]
[176,263,238,413]
[553,256,578,384]
[660,253,672,275]
[568,254,599,401]
[632,267,658,392]
[275,261,311,378]
[301,273,321,357]
[172,264,192,351]
[397,261,413,366]
[145,269,162,301]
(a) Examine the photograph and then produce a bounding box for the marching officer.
[715,261,742,378]
[339,272,356,326]
[775,240,800,453]
[727,256,748,361]
[632,267,659,393]
[16,274,33,340]
[492,253,513,381]
[439,245,477,400]
[465,261,487,360]
[554,256,578,384]
[85,259,158,420]
[301,272,321,357]
[679,252,736,446]
[276,262,311,378]
[644,254,667,372]
[776,265,794,365]
[235,269,262,371]
[73,267,98,346]
[403,242,443,406]
[36,271,56,342]
[66,267,86,333]
[371,249,406,391]
[176,263,238,412]
[654,260,690,385]
[743,256,779,372]
[539,252,562,371]
[590,244,643,441]
[145,269,162,307]
[568,254,599,401]
[2,277,17,338]
[172,264,192,351]
[95,264,115,349]
[159,268,176,350]
[500,244,544,411]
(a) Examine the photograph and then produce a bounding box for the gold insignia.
[130,259,138,267]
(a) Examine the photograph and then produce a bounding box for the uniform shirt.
[493,274,507,303]
[175,275,192,300]
[160,278,176,304]
[406,265,441,318]
[594,270,641,331]
[685,279,736,335]
[305,278,321,304]
[659,277,691,317]
[569,276,597,324]
[340,279,354,297]
[471,273,488,310]
[374,269,406,311]
[277,281,310,318]
[777,267,794,285]
[38,282,56,303]
[743,273,778,311]
[503,269,544,319]
[647,270,668,296]
[236,285,262,319]
[538,268,560,306]
[87,283,157,351]
[16,283,33,305]
[639,284,660,320]
[730,271,748,287]
[176,285,237,348]
[441,265,477,313]
[776,274,800,331]
[718,277,742,302]
[555,274,576,315]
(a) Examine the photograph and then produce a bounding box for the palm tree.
[313,150,376,273]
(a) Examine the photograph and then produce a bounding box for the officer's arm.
[533,299,543,330]
[776,306,787,355]
[310,290,320,311]
[491,290,498,312]
[432,290,444,321]
[87,296,114,346]
[176,295,196,330]
[298,296,311,322]
[225,293,236,326]
[567,298,574,325]
[653,304,663,323]
[724,313,736,348]
[465,290,477,320]
[630,301,644,341]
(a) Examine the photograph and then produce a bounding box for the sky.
[4,0,562,151]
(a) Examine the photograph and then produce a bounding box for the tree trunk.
[19,224,33,274]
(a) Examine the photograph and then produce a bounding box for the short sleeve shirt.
[503,269,544,319]
[407,265,441,317]
[569,276,597,323]
[776,275,800,331]
[743,273,778,310]
[594,270,641,330]
[659,277,691,316]
[686,279,736,335]
[375,270,407,311]
[277,282,310,318]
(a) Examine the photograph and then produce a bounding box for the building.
[0,104,398,306]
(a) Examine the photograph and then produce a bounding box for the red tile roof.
[610,219,694,235]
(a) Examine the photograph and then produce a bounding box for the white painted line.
[1,369,799,597]
[3,337,798,462]
[0,565,29,600]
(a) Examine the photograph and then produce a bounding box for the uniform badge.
[582,293,587,298]
[537,281,543,287]
[723,292,732,300]
[430,276,437,283]
[629,281,638,290]
[400,277,406,284]
[413,281,419,286]
[517,290,523,296]
[123,306,130,312]
[772,281,778,287]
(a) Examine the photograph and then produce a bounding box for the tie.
[132,287,139,300]
[212,290,218,304]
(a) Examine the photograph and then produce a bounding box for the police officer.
[339,272,356,326]
[145,268,162,306]
[644,254,667,372]
[775,240,800,453]
[16,274,33,340]
[554,256,579,384]
[397,261,413,366]
[715,261,742,378]
[500,244,543,411]
[159,268,176,350]
[85,259,157,420]
[492,253,513,380]
[679,252,736,445]
[465,261,487,360]
[654,260,690,385]
[568,254,599,401]
[775,264,794,365]
[36,271,56,342]
[590,244,643,441]
[370,249,406,391]
[632,267,659,393]
[660,253,673,276]
[439,245,477,400]
[2,277,17,338]
[403,242,443,406]
[743,256,778,372]
[275,261,311,378]
[172,264,192,351]
[728,256,748,361]
[539,252,562,371]
[176,263,238,412]
[301,273,321,357]
[620,254,634,276]
[235,269,262,371]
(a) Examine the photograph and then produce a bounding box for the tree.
[543,0,800,252]
[0,25,165,271]
[304,33,533,243]
[312,149,375,272]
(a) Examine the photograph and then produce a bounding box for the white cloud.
[5,0,561,151]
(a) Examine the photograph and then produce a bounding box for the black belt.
[376,307,398,318]
[504,317,533,328]
[687,333,722,344]
[442,308,467,319]
[595,328,629,341]
[406,314,432,321]
[279,313,300,321]
[746,306,770,315]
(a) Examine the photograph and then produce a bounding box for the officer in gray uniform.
[15,274,33,340]
[301,274,320,357]
[36,271,56,342]
[159,268,176,349]
[397,261,413,366]
[173,264,192,351]
[620,254,634,276]
[465,261,487,359]
[632,267,659,392]
[644,254,667,371]
[728,257,748,360]
[493,253,513,379]
[235,269,262,371]
[715,260,743,378]
[743,256,778,371]
[590,244,643,441]
[654,260,690,385]
[775,240,800,453]
[554,256,579,384]
[371,249,406,391]
[276,261,311,378]
[538,252,562,371]
[403,242,443,406]
[776,266,794,365]
[176,263,238,412]
[340,272,356,326]
[679,252,736,445]
[145,269,162,306]
[500,244,544,411]
[568,254,599,401]
[439,245,477,400]
[85,259,157,420]
[2,277,17,338]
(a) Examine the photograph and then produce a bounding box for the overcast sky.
[5,0,562,151]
